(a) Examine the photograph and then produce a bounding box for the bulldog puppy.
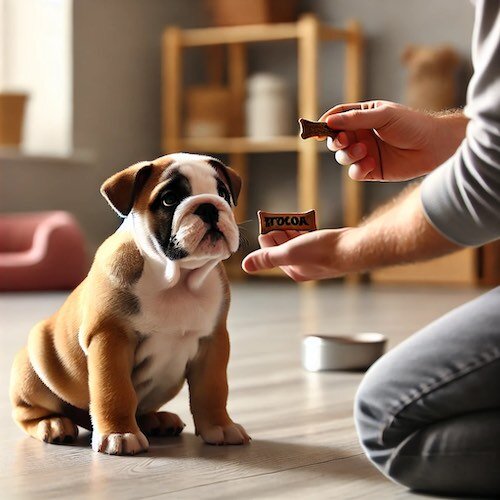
[10,153,250,455]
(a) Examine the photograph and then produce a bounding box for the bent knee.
[354,364,434,492]
[353,362,409,473]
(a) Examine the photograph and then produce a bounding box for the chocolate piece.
[299,118,339,140]
[258,210,317,235]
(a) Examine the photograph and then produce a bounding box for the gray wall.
[72,0,205,248]
[307,0,474,106]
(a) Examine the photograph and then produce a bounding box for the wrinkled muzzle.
[170,194,239,259]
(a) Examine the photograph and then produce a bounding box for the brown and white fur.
[9,153,250,455]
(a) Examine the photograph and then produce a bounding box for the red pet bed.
[0,211,88,291]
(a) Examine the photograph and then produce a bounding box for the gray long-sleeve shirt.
[421,0,500,246]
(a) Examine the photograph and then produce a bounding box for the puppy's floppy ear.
[222,165,242,206]
[208,159,242,206]
[100,162,153,217]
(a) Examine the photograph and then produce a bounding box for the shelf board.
[177,19,350,47]
[179,136,300,154]
[180,22,299,47]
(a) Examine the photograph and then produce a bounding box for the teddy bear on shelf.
[402,44,462,112]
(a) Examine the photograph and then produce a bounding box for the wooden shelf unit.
[162,14,364,278]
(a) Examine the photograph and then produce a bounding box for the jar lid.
[247,73,288,92]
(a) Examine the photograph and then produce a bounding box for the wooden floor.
[0,281,483,499]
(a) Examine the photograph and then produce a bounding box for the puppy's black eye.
[161,191,178,207]
[218,186,231,204]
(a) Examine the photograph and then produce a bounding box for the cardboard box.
[206,0,299,26]
[185,86,231,138]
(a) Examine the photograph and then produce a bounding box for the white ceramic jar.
[245,73,293,138]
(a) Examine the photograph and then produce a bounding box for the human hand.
[242,186,461,282]
[319,101,467,181]
[241,228,358,281]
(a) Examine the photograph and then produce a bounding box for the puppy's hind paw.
[92,431,149,455]
[137,411,186,437]
[37,416,78,444]
[198,422,250,446]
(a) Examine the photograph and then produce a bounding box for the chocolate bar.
[258,210,317,235]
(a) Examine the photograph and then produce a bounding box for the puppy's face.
[101,153,241,268]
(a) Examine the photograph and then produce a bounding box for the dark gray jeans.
[354,286,500,497]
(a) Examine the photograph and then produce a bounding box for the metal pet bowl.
[302,333,387,372]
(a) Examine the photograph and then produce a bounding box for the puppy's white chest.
[131,270,223,412]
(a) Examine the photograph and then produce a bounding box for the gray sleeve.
[420,0,500,247]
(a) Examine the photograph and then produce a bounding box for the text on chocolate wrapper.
[265,216,309,227]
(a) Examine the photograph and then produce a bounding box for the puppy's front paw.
[92,430,149,455]
[197,422,250,445]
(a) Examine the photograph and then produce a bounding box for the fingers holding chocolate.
[347,158,379,181]
[333,142,368,166]
[258,230,305,248]
[326,131,357,151]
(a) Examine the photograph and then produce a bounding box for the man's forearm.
[336,185,461,273]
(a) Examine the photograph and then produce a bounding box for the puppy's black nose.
[194,203,219,226]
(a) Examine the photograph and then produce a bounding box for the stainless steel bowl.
[302,333,387,372]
